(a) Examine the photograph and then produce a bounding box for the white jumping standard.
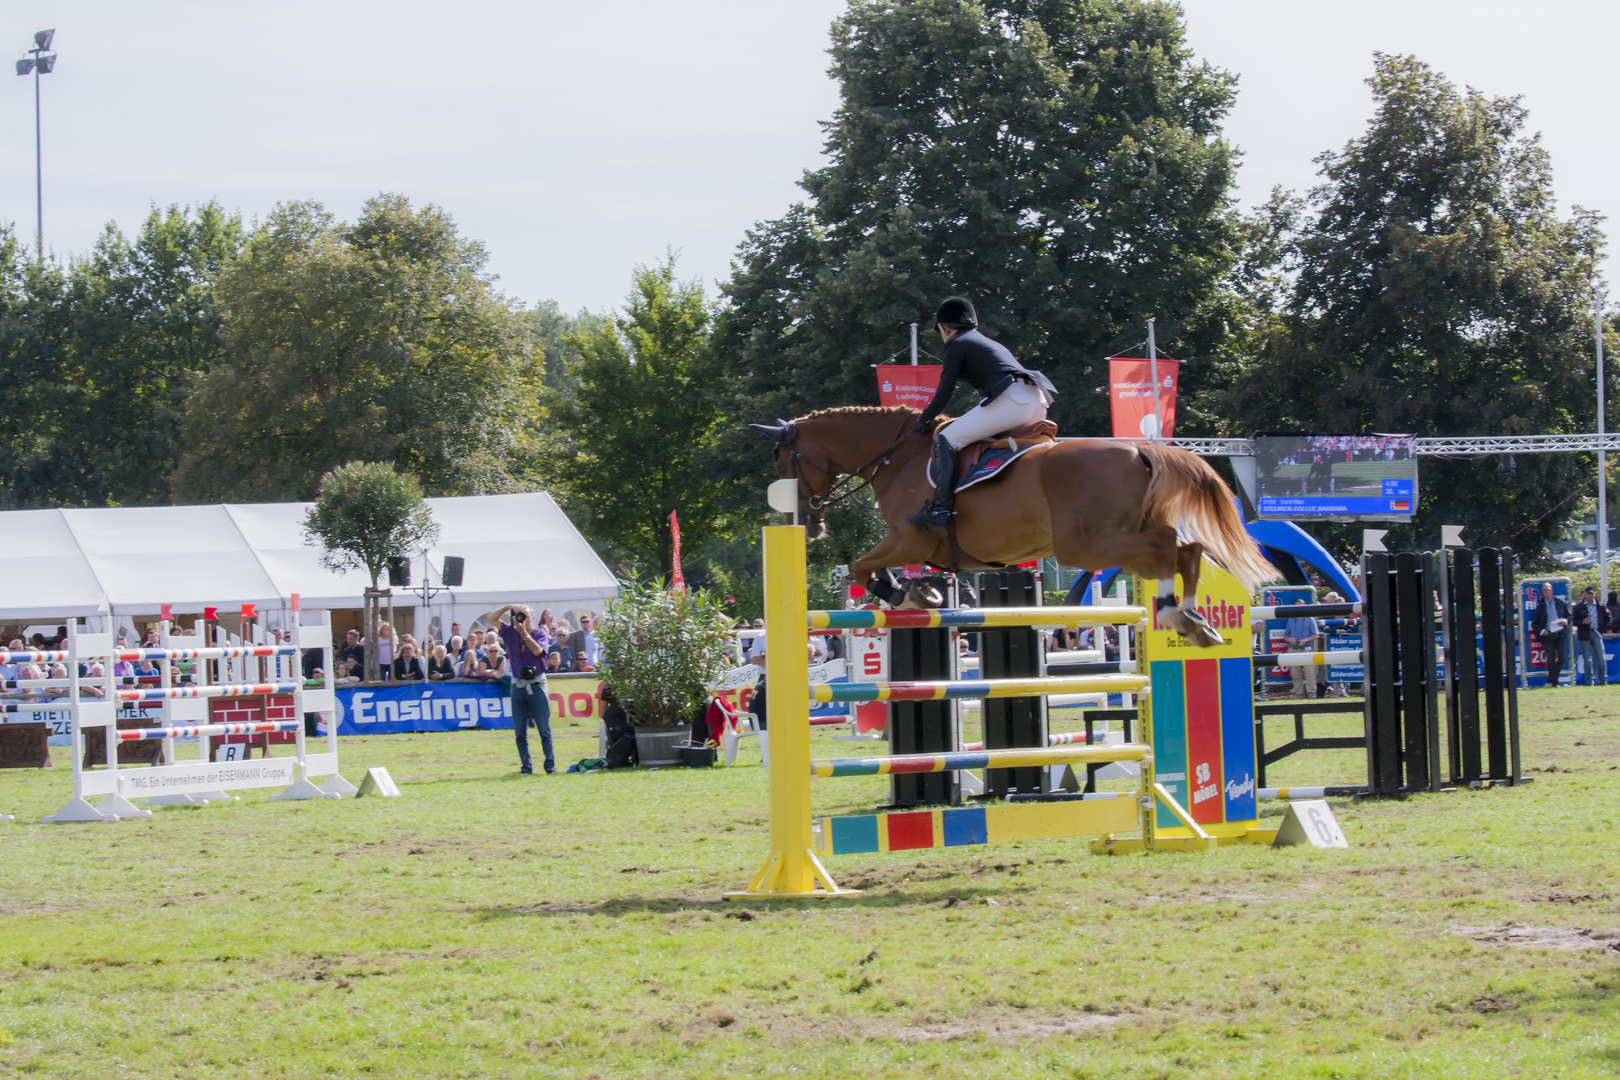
[4,611,356,824]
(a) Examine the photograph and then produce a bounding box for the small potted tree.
[595,579,734,767]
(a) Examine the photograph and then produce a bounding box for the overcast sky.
[2,1,1616,315]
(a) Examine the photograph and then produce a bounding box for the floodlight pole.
[909,322,918,365]
[1147,316,1162,441]
[1598,289,1608,605]
[32,58,42,258]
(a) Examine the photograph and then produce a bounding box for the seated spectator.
[572,652,594,673]
[427,645,454,681]
[337,656,362,684]
[82,662,107,698]
[484,645,508,680]
[545,650,563,673]
[46,663,71,697]
[393,642,426,681]
[143,627,160,647]
[556,644,575,670]
[135,658,161,679]
[113,655,136,679]
[456,648,482,679]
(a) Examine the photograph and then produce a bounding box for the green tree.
[302,460,439,682]
[174,194,543,502]
[0,205,245,508]
[546,257,729,577]
[0,228,72,507]
[1220,55,1606,557]
[520,299,607,392]
[718,0,1242,436]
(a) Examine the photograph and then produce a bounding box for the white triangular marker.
[1363,529,1388,553]
[356,767,401,798]
[1441,525,1465,548]
[1272,799,1348,849]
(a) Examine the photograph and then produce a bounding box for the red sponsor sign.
[670,510,685,593]
[876,365,943,409]
[1108,357,1180,440]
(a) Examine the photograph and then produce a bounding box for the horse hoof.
[1186,624,1225,648]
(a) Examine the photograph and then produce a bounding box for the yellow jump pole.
[725,524,857,898]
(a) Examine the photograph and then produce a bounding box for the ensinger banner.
[1108,357,1180,440]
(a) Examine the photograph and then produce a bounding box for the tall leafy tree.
[0,228,71,507]
[1221,54,1606,555]
[0,205,243,507]
[719,0,1242,436]
[546,257,729,577]
[174,194,543,502]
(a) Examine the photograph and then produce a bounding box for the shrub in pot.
[596,580,734,763]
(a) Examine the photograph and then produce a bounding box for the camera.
[520,665,538,681]
[513,610,528,623]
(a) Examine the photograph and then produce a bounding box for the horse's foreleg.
[851,531,933,606]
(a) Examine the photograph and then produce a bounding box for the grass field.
[2,693,1617,1079]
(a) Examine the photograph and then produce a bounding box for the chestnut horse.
[750,406,1274,647]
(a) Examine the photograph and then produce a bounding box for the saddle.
[927,419,1059,491]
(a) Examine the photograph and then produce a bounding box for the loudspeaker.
[387,557,411,587]
[441,556,465,588]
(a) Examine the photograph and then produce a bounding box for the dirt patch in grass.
[706,1008,1128,1044]
[1451,923,1620,952]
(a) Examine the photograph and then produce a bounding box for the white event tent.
[0,493,619,641]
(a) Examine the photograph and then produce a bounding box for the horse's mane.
[797,405,915,422]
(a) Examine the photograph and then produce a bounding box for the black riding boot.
[908,433,958,531]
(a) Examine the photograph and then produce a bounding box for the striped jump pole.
[810,673,1148,704]
[811,743,1151,779]
[113,645,299,662]
[2,651,68,663]
[1253,650,1365,667]
[2,701,70,713]
[960,730,1107,752]
[1251,603,1362,620]
[115,682,300,703]
[1259,785,1369,800]
[1044,660,1139,677]
[810,605,1149,631]
[117,720,300,742]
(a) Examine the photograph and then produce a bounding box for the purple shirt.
[499,620,549,675]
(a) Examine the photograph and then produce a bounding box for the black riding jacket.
[916,329,1056,426]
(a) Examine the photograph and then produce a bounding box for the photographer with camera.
[494,604,554,775]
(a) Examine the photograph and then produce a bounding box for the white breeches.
[940,380,1049,449]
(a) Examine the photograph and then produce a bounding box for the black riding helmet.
[936,296,977,329]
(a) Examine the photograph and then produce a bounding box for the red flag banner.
[875,365,943,410]
[670,511,685,594]
[1108,357,1180,440]
[289,593,301,612]
[160,603,173,621]
[240,603,257,620]
[203,607,218,621]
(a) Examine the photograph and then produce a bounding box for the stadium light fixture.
[16,29,58,260]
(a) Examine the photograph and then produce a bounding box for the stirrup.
[907,504,954,531]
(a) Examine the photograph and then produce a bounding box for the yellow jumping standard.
[724,525,859,898]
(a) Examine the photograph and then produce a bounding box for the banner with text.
[1108,357,1179,440]
[335,677,607,735]
[876,365,943,410]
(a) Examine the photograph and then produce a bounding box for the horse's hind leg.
[1170,539,1223,647]
[1059,526,1223,647]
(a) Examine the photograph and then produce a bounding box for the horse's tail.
[1136,443,1276,592]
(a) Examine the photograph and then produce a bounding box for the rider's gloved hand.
[913,418,929,434]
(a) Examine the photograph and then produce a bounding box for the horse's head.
[748,417,832,540]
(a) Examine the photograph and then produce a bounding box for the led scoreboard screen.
[1255,435,1418,522]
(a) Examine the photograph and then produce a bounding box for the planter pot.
[633,725,687,768]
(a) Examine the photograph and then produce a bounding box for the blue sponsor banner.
[337,682,513,735]
[1219,656,1257,822]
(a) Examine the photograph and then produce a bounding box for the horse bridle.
[773,415,913,522]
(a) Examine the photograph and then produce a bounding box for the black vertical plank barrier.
[1420,553,1443,792]
[1362,552,1403,795]
[1501,547,1523,784]
[1451,549,1483,784]
[976,570,1047,796]
[1395,551,1430,791]
[1478,548,1509,781]
[889,624,957,807]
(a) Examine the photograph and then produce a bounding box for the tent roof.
[0,492,618,620]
